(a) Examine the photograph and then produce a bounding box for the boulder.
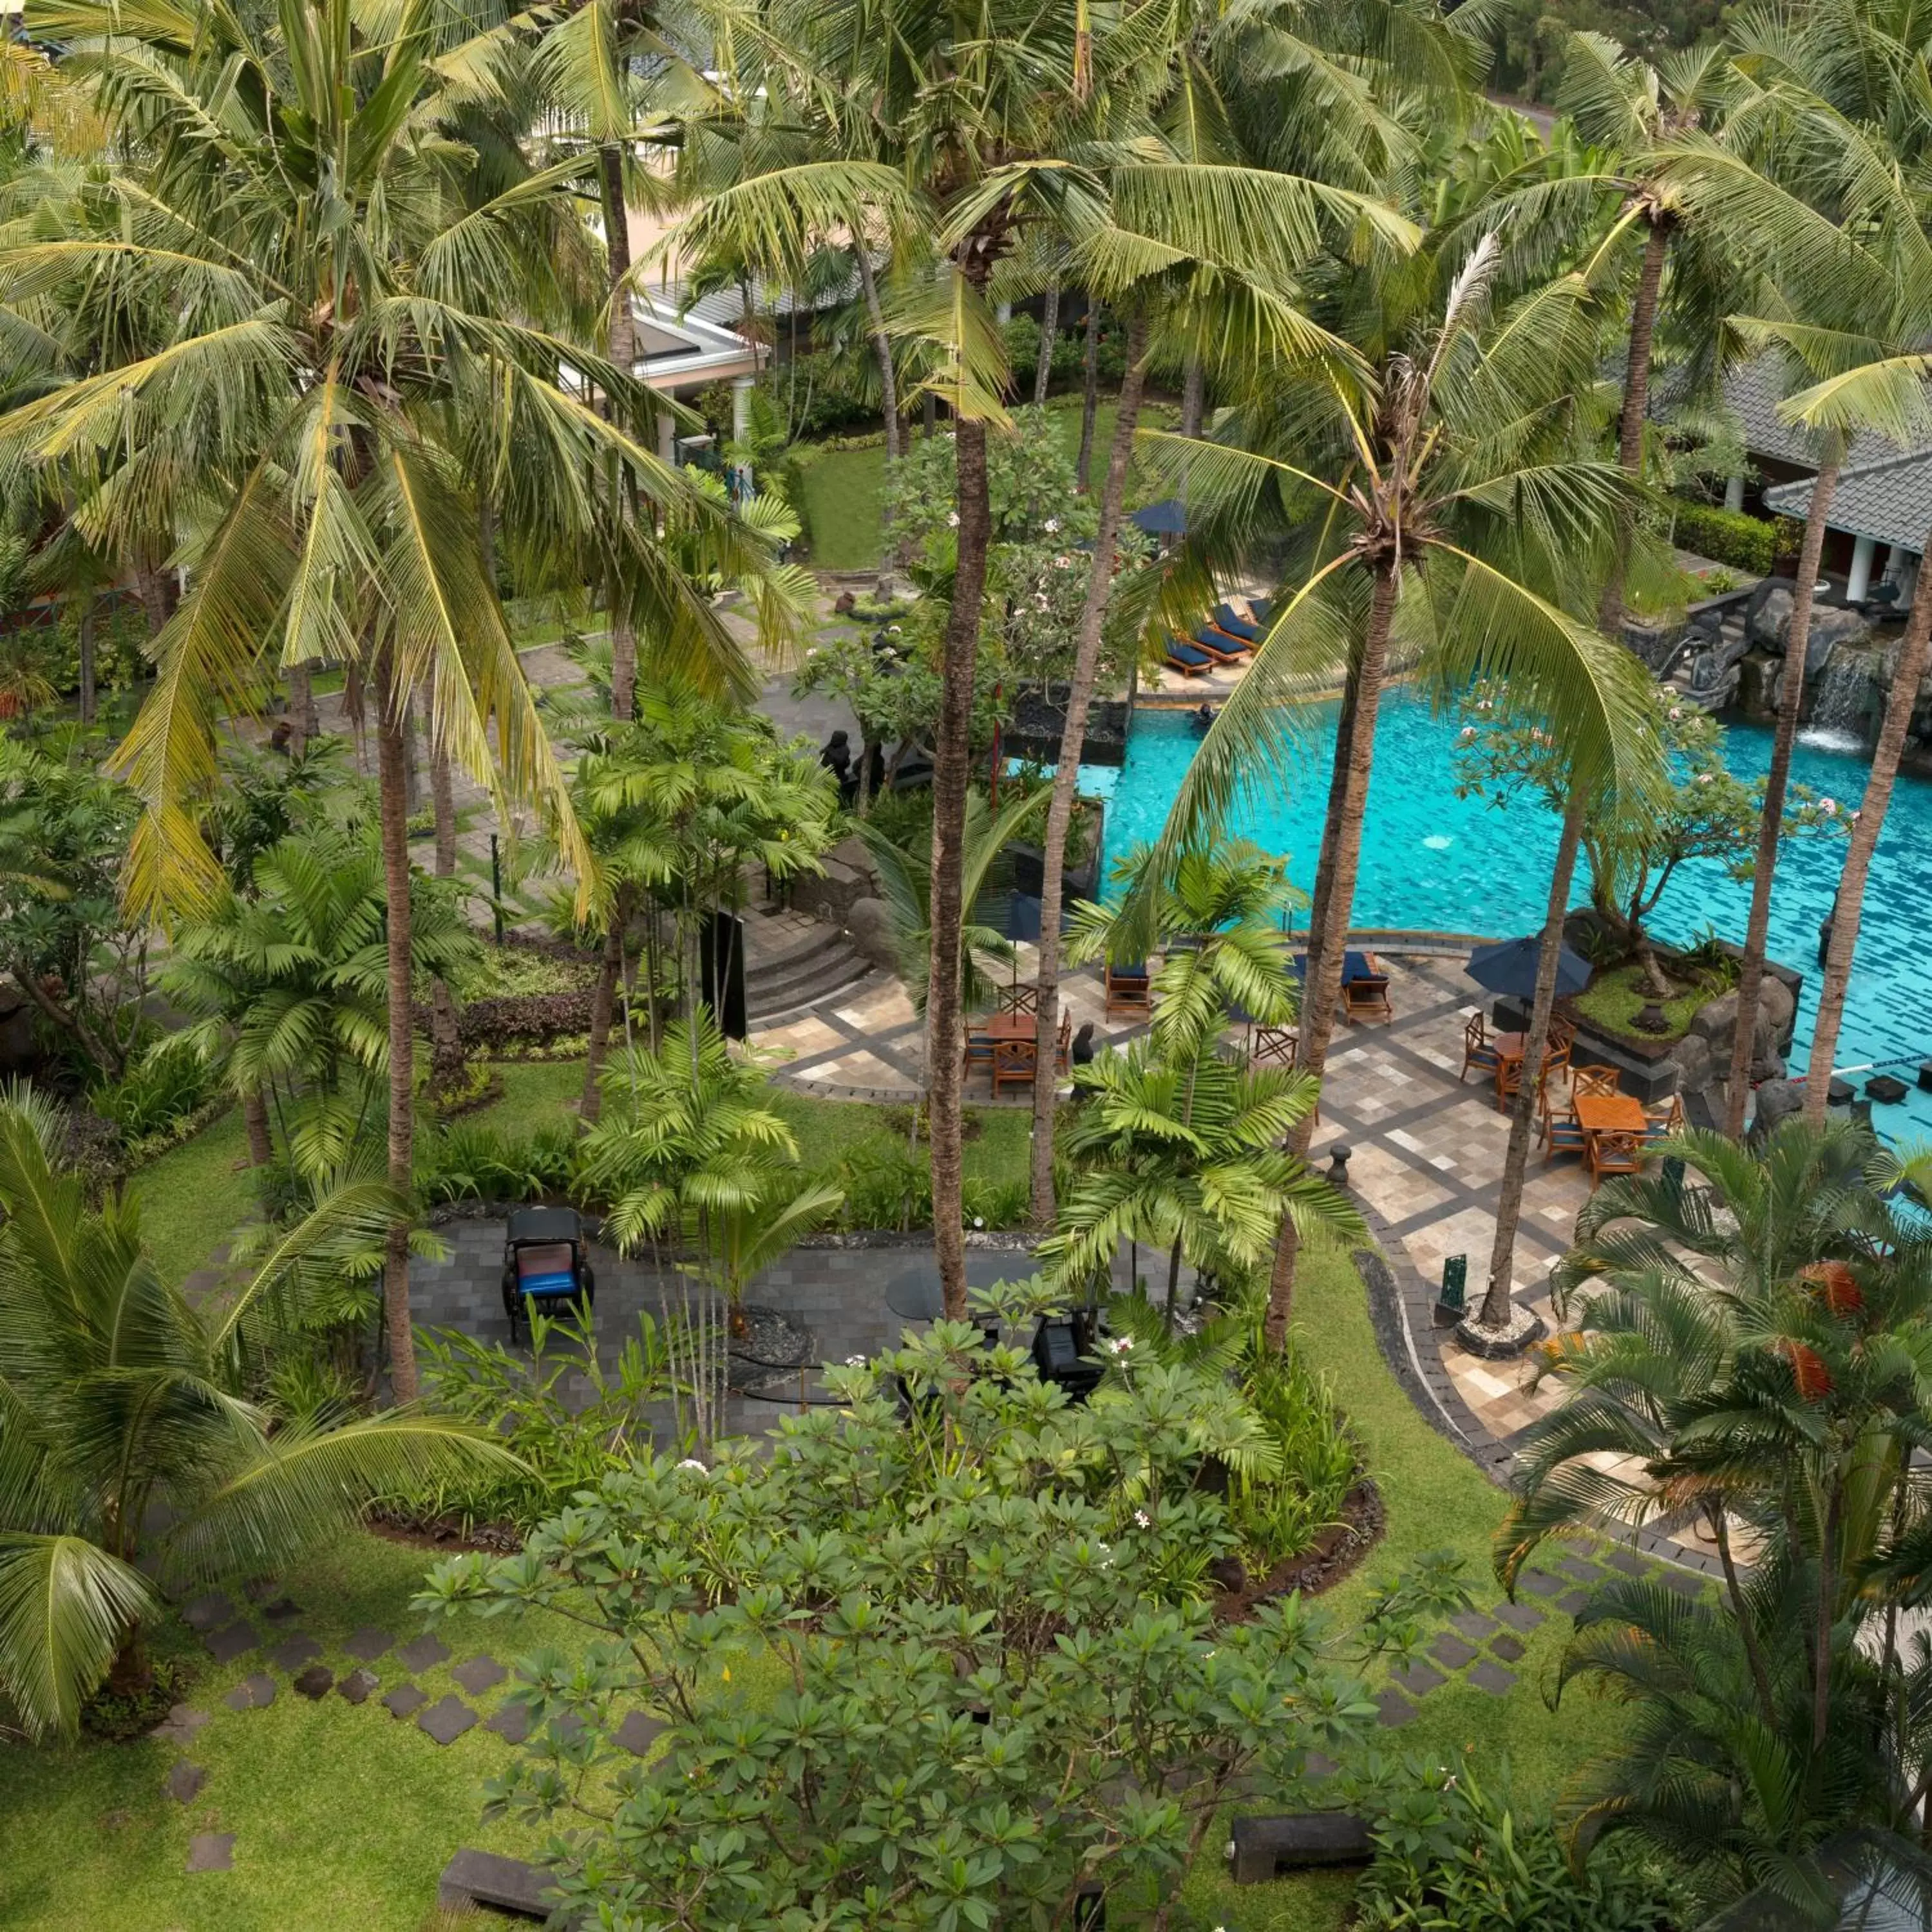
[791,835,880,922]
[1803,605,1871,673]
[1749,585,1795,650]
[844,897,900,972]
[1757,972,1796,1048]
[1750,1078,1804,1142]
[1670,1031,1714,1101]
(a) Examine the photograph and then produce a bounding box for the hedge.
[1671,498,1794,577]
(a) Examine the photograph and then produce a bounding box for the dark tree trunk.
[1598,213,1671,634]
[1727,448,1840,1135]
[580,907,627,1126]
[1034,285,1060,407]
[927,414,994,1318]
[1264,563,1396,1352]
[427,735,464,1100]
[287,660,317,757]
[1076,303,1101,491]
[1030,313,1150,1223]
[601,141,639,723]
[135,559,176,639]
[1804,529,1932,1124]
[243,1088,273,1167]
[1180,354,1204,439]
[374,659,421,1402]
[856,248,900,464]
[1477,797,1585,1330]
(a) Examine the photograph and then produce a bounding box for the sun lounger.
[1211,603,1261,643]
[1165,640,1213,677]
[1185,627,1247,665]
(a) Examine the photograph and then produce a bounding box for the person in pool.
[1191,702,1217,731]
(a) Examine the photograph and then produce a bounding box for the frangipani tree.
[0,0,779,1395]
[0,1084,508,1740]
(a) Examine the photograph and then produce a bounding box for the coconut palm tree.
[0,1083,509,1741]
[1122,245,1660,1347]
[674,0,1413,1318]
[1,0,773,1396]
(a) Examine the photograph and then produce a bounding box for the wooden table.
[974,1012,1037,1045]
[1572,1093,1647,1137]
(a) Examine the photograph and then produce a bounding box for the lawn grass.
[0,1531,578,1932]
[1178,1236,1636,1932]
[794,401,1138,570]
[126,1106,255,1286]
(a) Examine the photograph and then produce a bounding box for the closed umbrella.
[1464,936,1590,1002]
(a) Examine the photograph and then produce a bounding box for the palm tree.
[674,0,1413,1318]
[0,1084,508,1740]
[1,0,772,1396]
[1123,247,1659,1347]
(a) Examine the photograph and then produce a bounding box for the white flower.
[1103,1334,1135,1356]
[845,1354,867,1367]
[806,646,819,658]
[972,1216,985,1229]
[946,511,960,528]
[1457,726,1475,743]
[1821,796,1839,815]
[1044,517,1061,533]
[1850,808,1861,823]
[676,1458,709,1475]
[1696,771,1713,784]
[887,624,902,635]
[1134,1509,1151,1528]
[1669,706,1682,721]
[1054,554,1073,569]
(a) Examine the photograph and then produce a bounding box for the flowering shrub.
[420,1300,1470,1930]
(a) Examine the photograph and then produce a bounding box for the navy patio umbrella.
[1130,498,1188,537]
[1464,935,1590,1002]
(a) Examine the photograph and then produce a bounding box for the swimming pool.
[1089,692,1932,1144]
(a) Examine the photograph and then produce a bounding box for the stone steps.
[743,915,875,1023]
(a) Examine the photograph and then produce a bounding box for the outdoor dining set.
[1460,1012,1683,1188]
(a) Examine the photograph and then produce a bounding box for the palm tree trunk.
[1264,562,1397,1352]
[1803,538,1932,1124]
[1725,449,1841,1135]
[1598,213,1671,634]
[288,659,317,757]
[1477,796,1584,1331]
[1180,354,1204,439]
[243,1088,272,1167]
[855,248,900,465]
[427,735,464,1101]
[1076,303,1101,492]
[1030,314,1150,1224]
[580,902,627,1126]
[374,659,421,1402]
[76,599,96,724]
[928,415,994,1318]
[1034,285,1059,406]
[600,141,639,724]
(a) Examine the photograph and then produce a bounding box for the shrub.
[89,1034,211,1141]
[835,1140,933,1231]
[1227,1347,1360,1571]
[416,1118,577,1204]
[1670,498,1783,576]
[1356,1764,1687,1932]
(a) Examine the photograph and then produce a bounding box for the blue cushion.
[1168,641,1211,667]
[1192,626,1243,656]
[1546,1122,1586,1147]
[1214,605,1261,641]
[519,1272,577,1296]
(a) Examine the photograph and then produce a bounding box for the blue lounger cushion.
[1213,604,1261,641]
[1191,627,1246,660]
[518,1271,578,1296]
[1168,640,1213,668]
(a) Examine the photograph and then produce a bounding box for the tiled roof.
[1721,355,1901,469]
[1765,448,1932,552]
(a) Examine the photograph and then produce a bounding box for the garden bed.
[1566,958,1732,1048]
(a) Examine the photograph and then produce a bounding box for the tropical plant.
[418,1302,1472,1930]
[1499,1117,1932,1919]
[1,0,779,1396]
[0,1084,507,1740]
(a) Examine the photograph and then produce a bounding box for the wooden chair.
[1343,974,1393,1023]
[992,1039,1036,1097]
[1541,1106,1587,1163]
[995,981,1039,1018]
[1549,1016,1578,1053]
[1495,1053,1524,1113]
[1253,1025,1298,1068]
[1104,960,1151,1018]
[1461,1013,1501,1084]
[1587,1130,1647,1189]
[1538,1034,1574,1109]
[1573,1064,1621,1101]
[963,1030,995,1083]
[1642,1094,1685,1146]
[1054,1010,1073,1074]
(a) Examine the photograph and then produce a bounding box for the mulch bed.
[1209,1479,1387,1621]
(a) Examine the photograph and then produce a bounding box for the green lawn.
[793,401,1145,570]
[127,1107,255,1285]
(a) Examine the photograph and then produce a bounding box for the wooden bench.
[1229,1812,1374,1884]
[437,1848,556,1918]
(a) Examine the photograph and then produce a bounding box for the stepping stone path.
[1374,1688,1416,1727]
[418,1695,478,1746]
[186,1832,234,1874]
[224,1672,276,1712]
[166,1762,207,1804]
[451,1654,507,1696]
[384,1684,427,1719]
[152,1705,211,1748]
[1390,1662,1442,1698]
[267,1633,323,1674]
[1494,1601,1544,1633]
[395,1634,451,1673]
[261,1596,304,1625]
[294,1665,334,1700]
[337,1668,380,1706]
[1491,1633,1526,1663]
[1468,1660,1517,1694]
[1428,1633,1477,1670]
[181,1593,236,1633]
[344,1625,392,1662]
[614,1711,663,1757]
[484,1702,531,1745]
[203,1622,258,1665]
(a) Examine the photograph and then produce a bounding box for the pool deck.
[756,948,1728,1580]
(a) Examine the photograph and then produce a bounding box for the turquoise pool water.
[1090,693,1932,1144]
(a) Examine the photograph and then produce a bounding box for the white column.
[656,397,676,464]
[1724,474,1745,514]
[995,301,1012,325]
[732,375,753,445]
[1846,533,1877,603]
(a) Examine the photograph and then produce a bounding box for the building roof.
[1765,448,1932,553]
[626,288,762,386]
